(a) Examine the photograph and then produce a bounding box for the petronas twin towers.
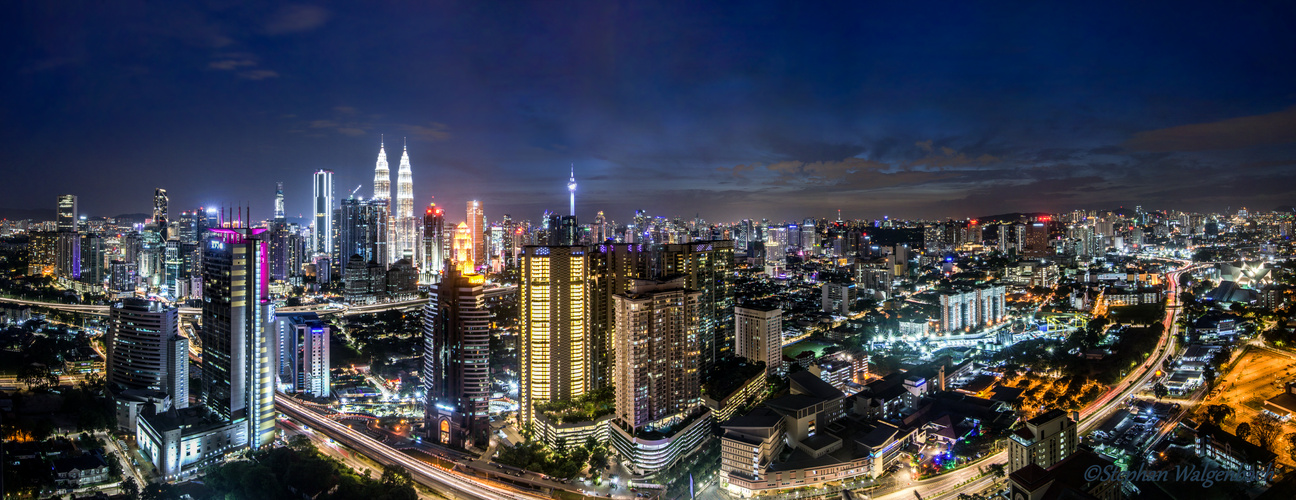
[373,138,418,263]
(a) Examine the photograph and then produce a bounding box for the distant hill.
[1275,206,1295,213]
[0,207,55,221]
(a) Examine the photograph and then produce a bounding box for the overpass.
[276,394,548,500]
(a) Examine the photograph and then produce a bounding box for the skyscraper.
[735,305,783,376]
[373,139,391,205]
[659,240,735,372]
[153,188,169,239]
[421,203,446,283]
[467,200,484,270]
[106,298,189,407]
[452,222,474,275]
[201,226,276,451]
[312,170,334,258]
[613,277,701,431]
[423,265,491,448]
[57,194,78,232]
[274,313,330,399]
[519,245,589,427]
[56,195,80,278]
[336,197,389,266]
[394,142,418,262]
[273,182,286,221]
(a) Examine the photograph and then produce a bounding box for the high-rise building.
[467,200,484,270]
[336,197,389,266]
[395,142,417,262]
[421,203,446,283]
[609,277,713,475]
[80,233,106,285]
[588,243,656,390]
[735,305,783,376]
[1023,221,1050,258]
[57,194,78,232]
[153,189,169,239]
[1009,409,1078,472]
[938,284,1006,333]
[821,282,856,316]
[423,265,491,448]
[613,277,701,430]
[519,245,589,427]
[274,313,330,399]
[273,182,286,222]
[659,241,735,372]
[201,226,276,451]
[106,298,189,407]
[312,170,334,258]
[452,222,474,275]
[373,140,391,205]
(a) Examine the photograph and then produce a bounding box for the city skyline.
[4,2,1295,221]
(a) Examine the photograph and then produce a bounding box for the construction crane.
[351,185,362,197]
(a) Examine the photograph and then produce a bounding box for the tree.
[1153,383,1169,400]
[120,476,139,499]
[141,482,176,500]
[1285,432,1296,464]
[381,464,414,489]
[287,434,313,453]
[1249,414,1282,452]
[989,463,1006,478]
[1204,404,1235,426]
[1236,422,1252,442]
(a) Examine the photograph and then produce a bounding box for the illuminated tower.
[273,182,286,222]
[395,140,418,261]
[467,201,484,271]
[423,265,490,448]
[567,164,577,217]
[153,189,169,239]
[519,245,589,430]
[452,222,474,275]
[373,139,391,206]
[312,170,334,257]
[422,203,446,282]
[201,225,276,451]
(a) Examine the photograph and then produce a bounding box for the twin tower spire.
[372,135,413,219]
[373,136,417,262]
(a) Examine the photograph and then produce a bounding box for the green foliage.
[534,385,615,424]
[1204,404,1235,426]
[204,446,418,500]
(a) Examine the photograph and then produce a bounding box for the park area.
[783,339,835,360]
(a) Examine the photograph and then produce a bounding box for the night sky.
[3,1,1295,223]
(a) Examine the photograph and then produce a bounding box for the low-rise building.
[52,454,109,489]
[1194,422,1276,472]
[137,407,247,480]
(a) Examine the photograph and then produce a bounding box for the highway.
[275,394,547,500]
[868,262,1194,500]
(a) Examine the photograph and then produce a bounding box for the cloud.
[238,70,280,80]
[19,56,81,74]
[263,5,331,35]
[308,120,340,129]
[766,157,890,185]
[403,122,451,142]
[209,59,256,70]
[1124,106,1296,152]
[906,141,999,169]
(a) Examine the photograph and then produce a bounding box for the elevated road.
[275,394,545,500]
[869,263,1194,500]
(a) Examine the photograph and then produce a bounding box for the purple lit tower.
[201,222,276,451]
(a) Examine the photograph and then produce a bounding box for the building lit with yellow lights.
[520,245,590,429]
[452,221,474,275]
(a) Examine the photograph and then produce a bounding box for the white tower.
[567,164,577,217]
[395,139,418,262]
[373,137,391,208]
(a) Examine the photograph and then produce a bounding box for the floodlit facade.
[106,298,189,408]
[938,283,1006,332]
[423,266,491,448]
[274,313,330,399]
[520,245,589,428]
[735,305,783,376]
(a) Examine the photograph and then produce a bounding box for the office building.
[57,231,81,279]
[312,170,334,258]
[106,298,189,410]
[57,194,78,232]
[421,203,446,283]
[200,226,276,451]
[1023,221,1050,258]
[1009,409,1077,473]
[274,313,330,399]
[27,232,56,276]
[373,140,391,205]
[519,245,589,427]
[394,142,418,262]
[659,240,735,371]
[735,305,783,376]
[336,197,389,266]
[467,200,484,270]
[423,265,491,448]
[821,282,856,316]
[153,189,169,239]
